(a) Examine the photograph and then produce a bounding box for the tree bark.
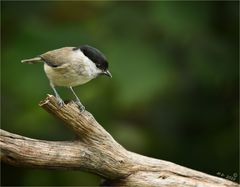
[0,95,238,186]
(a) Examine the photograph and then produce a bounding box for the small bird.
[21,45,112,111]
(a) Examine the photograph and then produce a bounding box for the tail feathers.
[21,57,42,64]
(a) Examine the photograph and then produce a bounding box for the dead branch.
[0,95,238,186]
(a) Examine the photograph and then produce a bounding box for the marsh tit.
[21,45,112,111]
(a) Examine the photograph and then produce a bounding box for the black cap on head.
[73,45,109,70]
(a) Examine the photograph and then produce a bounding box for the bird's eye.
[96,64,101,68]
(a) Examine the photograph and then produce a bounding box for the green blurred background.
[1,1,239,186]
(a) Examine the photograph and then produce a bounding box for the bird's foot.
[56,97,65,107]
[75,100,85,112]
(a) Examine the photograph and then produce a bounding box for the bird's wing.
[40,47,74,67]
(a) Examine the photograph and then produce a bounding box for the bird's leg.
[50,82,64,107]
[69,86,85,112]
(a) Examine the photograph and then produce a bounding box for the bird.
[21,45,112,111]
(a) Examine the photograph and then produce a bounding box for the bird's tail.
[21,57,42,64]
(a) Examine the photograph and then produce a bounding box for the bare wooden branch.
[0,95,238,186]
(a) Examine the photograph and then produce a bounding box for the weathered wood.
[0,95,238,186]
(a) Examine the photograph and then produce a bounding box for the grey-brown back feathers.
[21,47,74,67]
[40,47,74,67]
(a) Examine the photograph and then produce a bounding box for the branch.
[0,95,238,186]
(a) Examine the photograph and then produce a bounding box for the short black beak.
[103,70,112,78]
